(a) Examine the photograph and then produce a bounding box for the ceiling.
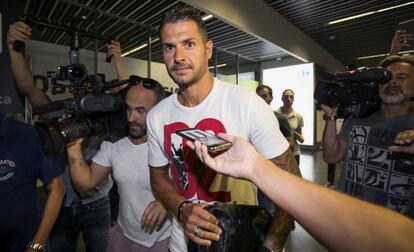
[22,0,414,70]
[24,0,288,68]
[264,0,414,67]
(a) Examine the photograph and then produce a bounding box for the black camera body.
[314,67,392,118]
[47,63,89,93]
[34,77,140,154]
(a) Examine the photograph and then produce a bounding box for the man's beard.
[128,123,146,139]
[167,62,205,87]
[380,87,409,105]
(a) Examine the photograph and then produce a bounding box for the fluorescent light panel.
[121,37,160,57]
[356,50,414,60]
[208,63,227,69]
[329,1,414,25]
[202,14,213,21]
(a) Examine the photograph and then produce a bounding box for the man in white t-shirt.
[276,89,304,165]
[148,7,300,252]
[66,81,171,251]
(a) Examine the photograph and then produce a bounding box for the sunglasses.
[134,76,166,99]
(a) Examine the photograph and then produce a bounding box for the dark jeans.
[258,189,276,216]
[327,163,336,183]
[50,196,111,252]
[294,155,300,165]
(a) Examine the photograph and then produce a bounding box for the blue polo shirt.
[0,114,61,252]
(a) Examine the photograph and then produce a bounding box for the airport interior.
[1,0,413,251]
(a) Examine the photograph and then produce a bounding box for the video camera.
[13,15,136,154]
[314,67,392,118]
[34,76,141,154]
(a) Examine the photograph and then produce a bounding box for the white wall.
[263,63,315,146]
[26,40,177,101]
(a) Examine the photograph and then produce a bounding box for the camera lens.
[68,63,88,83]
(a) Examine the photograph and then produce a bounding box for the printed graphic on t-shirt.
[0,159,15,181]
[346,163,364,184]
[163,118,231,203]
[343,124,414,217]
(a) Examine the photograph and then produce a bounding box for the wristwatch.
[323,114,337,121]
[27,241,45,251]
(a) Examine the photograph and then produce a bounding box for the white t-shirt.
[147,78,289,252]
[92,137,171,247]
[276,108,304,156]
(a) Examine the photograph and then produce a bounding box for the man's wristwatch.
[323,114,337,121]
[27,241,45,251]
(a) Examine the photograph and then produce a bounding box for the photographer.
[322,55,414,219]
[66,81,171,251]
[7,21,115,251]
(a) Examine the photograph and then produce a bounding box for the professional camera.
[34,76,140,154]
[314,67,392,118]
[47,64,89,92]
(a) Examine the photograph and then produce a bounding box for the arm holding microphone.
[186,134,414,252]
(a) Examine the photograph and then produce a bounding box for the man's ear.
[206,39,213,60]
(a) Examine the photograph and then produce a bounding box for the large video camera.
[314,67,392,118]
[34,76,141,154]
[14,16,137,154]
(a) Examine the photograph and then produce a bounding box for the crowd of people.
[1,5,414,252]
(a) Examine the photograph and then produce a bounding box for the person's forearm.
[322,120,342,163]
[66,144,95,192]
[251,157,414,252]
[263,150,297,250]
[31,177,64,245]
[114,59,128,81]
[9,50,48,106]
[150,168,184,216]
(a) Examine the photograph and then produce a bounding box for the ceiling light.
[356,49,414,60]
[202,14,213,21]
[328,1,414,25]
[208,63,226,69]
[121,38,160,57]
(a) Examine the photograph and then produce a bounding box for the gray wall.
[26,40,178,101]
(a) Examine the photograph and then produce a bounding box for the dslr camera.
[314,67,392,118]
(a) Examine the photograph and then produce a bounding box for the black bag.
[187,203,271,252]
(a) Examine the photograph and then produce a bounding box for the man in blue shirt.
[7,21,113,251]
[0,113,64,251]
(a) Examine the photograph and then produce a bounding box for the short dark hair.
[282,89,294,97]
[159,6,208,41]
[256,85,273,97]
[378,55,414,69]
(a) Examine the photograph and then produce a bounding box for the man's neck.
[280,106,293,114]
[378,102,411,118]
[128,135,147,145]
[177,75,214,107]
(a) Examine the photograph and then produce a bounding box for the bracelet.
[177,200,191,222]
[323,114,337,121]
[27,241,45,251]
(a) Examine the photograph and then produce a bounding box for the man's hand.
[186,133,260,181]
[181,203,221,246]
[390,30,414,55]
[141,200,168,234]
[320,104,337,116]
[107,40,122,62]
[389,129,414,154]
[7,21,31,50]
